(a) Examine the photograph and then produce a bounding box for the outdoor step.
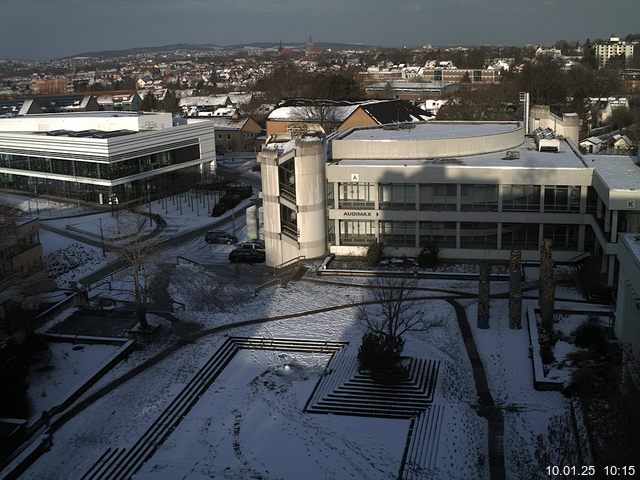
[325,391,431,405]
[84,336,350,480]
[307,404,420,419]
[90,339,238,480]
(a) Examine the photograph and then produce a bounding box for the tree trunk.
[132,268,149,330]
[477,263,491,329]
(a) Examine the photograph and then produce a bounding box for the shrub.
[573,317,608,354]
[358,331,404,373]
[365,241,384,267]
[417,243,440,268]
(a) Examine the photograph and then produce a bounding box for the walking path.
[446,298,506,480]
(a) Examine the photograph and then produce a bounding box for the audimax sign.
[341,211,380,217]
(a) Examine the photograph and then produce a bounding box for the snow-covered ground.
[22,276,490,480]
[26,342,119,422]
[40,231,115,288]
[467,299,569,479]
[0,192,93,218]
[12,195,595,480]
[136,350,408,480]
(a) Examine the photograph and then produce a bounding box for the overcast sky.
[1,0,639,60]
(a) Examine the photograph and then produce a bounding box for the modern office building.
[259,119,640,291]
[0,112,215,204]
[614,233,640,358]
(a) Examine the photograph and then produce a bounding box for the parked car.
[205,230,237,244]
[228,248,266,263]
[235,240,265,251]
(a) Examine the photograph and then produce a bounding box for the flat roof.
[586,155,640,190]
[332,138,587,169]
[338,122,520,141]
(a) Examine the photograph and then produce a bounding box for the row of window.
[333,183,582,213]
[0,165,201,203]
[0,145,200,181]
[334,220,580,250]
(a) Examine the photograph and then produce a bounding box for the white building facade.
[0,112,215,204]
[259,121,640,288]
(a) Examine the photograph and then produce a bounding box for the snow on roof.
[334,140,586,169]
[179,95,231,107]
[586,155,640,190]
[338,122,520,141]
[267,104,359,122]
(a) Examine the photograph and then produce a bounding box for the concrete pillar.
[611,211,619,243]
[579,186,587,214]
[539,239,555,330]
[477,263,491,329]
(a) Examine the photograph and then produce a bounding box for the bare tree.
[357,276,442,371]
[114,210,154,330]
[300,99,342,135]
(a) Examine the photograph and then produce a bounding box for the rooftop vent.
[533,128,561,152]
[503,150,520,160]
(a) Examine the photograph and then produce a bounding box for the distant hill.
[63,41,375,59]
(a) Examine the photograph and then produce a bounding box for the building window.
[326,181,334,209]
[460,222,498,249]
[339,220,376,245]
[420,183,457,211]
[226,134,232,140]
[544,186,580,212]
[434,70,442,81]
[419,221,456,248]
[586,187,598,215]
[501,223,540,250]
[379,183,416,210]
[280,205,298,239]
[328,220,335,245]
[460,184,498,211]
[543,224,579,250]
[473,70,483,82]
[278,158,296,202]
[380,221,416,247]
[217,134,223,140]
[338,182,374,209]
[502,185,540,211]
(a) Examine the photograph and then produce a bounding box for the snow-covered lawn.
[26,342,119,422]
[136,349,409,480]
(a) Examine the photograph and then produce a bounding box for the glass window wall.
[338,183,374,209]
[502,185,540,211]
[460,222,498,249]
[460,184,498,211]
[380,221,416,246]
[339,220,376,245]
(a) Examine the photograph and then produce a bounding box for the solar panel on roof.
[90,130,136,139]
[46,130,71,136]
[68,129,101,137]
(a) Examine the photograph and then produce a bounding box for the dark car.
[235,240,265,251]
[205,230,238,244]
[228,248,266,263]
